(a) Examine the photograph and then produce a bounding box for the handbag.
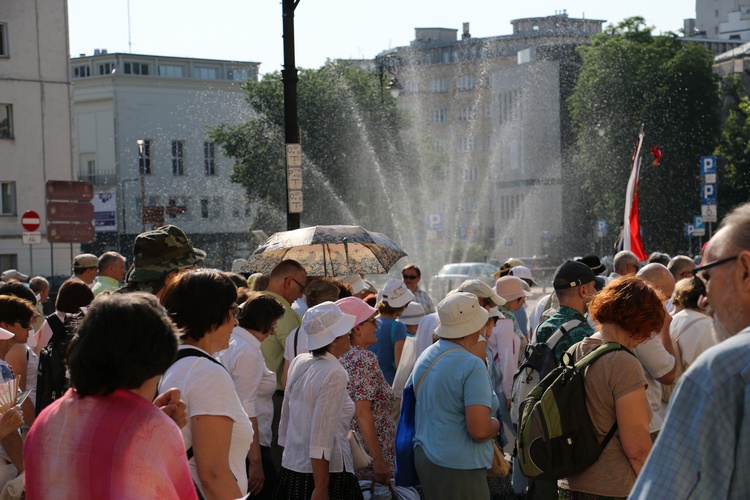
[487,440,510,477]
[394,348,460,487]
[348,430,373,471]
[359,480,420,500]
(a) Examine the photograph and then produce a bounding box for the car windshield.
[438,264,470,275]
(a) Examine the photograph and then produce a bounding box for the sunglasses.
[402,274,419,280]
[17,320,31,330]
[291,277,306,293]
[362,317,379,326]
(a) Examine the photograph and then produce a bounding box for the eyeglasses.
[692,255,738,283]
[291,277,306,294]
[17,320,31,330]
[362,318,378,327]
[402,274,419,280]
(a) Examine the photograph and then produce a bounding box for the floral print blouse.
[340,345,397,479]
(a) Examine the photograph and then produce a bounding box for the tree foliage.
[569,17,721,253]
[210,60,415,236]
[714,78,750,214]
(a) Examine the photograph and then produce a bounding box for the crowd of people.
[0,201,746,499]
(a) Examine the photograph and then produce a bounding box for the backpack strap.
[172,347,227,461]
[544,319,582,349]
[567,341,634,451]
[46,314,66,343]
[292,327,301,358]
[415,348,461,395]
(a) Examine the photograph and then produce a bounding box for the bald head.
[667,255,695,281]
[637,263,675,299]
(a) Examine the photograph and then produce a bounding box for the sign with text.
[92,190,117,232]
[701,183,717,205]
[426,212,444,231]
[22,232,42,245]
[692,216,705,236]
[288,190,303,213]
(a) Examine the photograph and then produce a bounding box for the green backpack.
[515,341,633,481]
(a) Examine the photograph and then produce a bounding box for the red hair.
[589,276,665,342]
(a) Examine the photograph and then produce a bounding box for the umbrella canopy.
[244,225,407,277]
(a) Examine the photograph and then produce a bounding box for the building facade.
[0,0,77,277]
[384,13,603,265]
[71,52,260,270]
[695,0,750,40]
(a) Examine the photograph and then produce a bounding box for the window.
[459,137,475,152]
[124,62,149,75]
[0,105,12,139]
[200,199,209,219]
[1,182,16,215]
[138,140,152,175]
[430,108,448,123]
[457,75,476,91]
[461,166,477,182]
[228,68,251,81]
[73,65,91,78]
[0,24,7,57]
[98,63,113,75]
[171,140,185,175]
[193,67,218,80]
[430,78,448,93]
[204,142,216,175]
[159,65,184,78]
[211,199,222,219]
[458,107,476,122]
[404,81,419,93]
[0,255,17,271]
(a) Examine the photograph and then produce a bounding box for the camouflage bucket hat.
[127,225,206,283]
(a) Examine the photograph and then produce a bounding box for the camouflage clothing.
[125,225,206,284]
[534,305,594,364]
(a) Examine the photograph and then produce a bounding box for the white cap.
[509,265,537,285]
[340,274,367,295]
[378,278,414,308]
[303,302,357,351]
[399,302,425,326]
[454,279,507,306]
[495,276,533,301]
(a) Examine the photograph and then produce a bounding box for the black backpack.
[516,341,633,481]
[36,311,84,412]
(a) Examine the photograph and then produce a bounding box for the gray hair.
[613,250,638,274]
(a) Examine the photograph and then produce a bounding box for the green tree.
[210,60,414,236]
[569,17,721,253]
[714,78,750,214]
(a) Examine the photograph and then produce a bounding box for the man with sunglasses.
[401,264,435,314]
[631,202,750,499]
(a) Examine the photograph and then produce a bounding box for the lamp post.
[282,0,301,231]
[136,139,146,232]
[377,54,402,103]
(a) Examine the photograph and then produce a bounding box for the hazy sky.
[68,1,696,75]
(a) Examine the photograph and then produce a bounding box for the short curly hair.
[589,276,665,343]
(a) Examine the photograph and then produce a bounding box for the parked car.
[428,262,498,303]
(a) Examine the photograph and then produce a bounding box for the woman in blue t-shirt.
[410,292,501,500]
[369,279,413,385]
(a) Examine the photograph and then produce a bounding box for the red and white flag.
[622,128,648,261]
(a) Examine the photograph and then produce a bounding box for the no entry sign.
[21,210,41,232]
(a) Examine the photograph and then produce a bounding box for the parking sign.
[700,156,716,175]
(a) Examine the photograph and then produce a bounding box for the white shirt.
[160,345,253,495]
[283,326,308,362]
[670,309,716,370]
[216,327,277,447]
[279,352,354,474]
[414,312,439,358]
[488,317,520,398]
[633,336,675,433]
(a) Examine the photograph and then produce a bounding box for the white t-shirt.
[160,345,253,495]
[414,312,439,358]
[216,327,277,447]
[670,309,716,369]
[279,352,354,474]
[633,336,675,433]
[488,317,520,398]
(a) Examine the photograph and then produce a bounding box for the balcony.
[77,169,118,187]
